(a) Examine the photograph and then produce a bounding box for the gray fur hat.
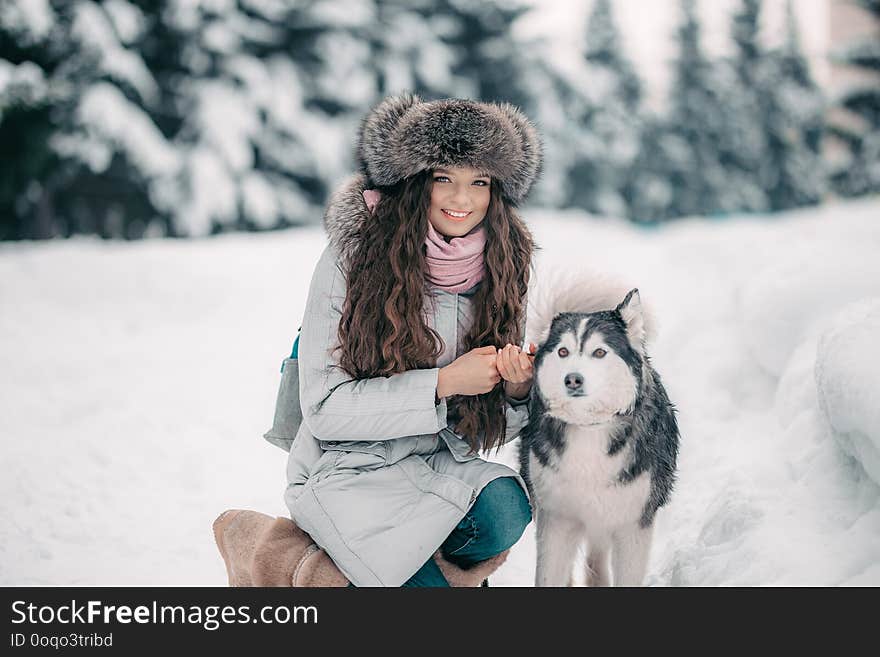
[355,93,543,205]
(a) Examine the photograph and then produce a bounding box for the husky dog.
[519,273,679,587]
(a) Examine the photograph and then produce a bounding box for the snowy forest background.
[1,0,878,241]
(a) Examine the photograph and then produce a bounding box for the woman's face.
[428,165,491,240]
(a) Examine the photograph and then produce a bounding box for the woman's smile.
[441,209,472,221]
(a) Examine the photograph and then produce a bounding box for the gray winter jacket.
[277,174,531,587]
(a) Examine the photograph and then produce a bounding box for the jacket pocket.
[263,356,303,452]
[397,455,476,513]
[438,428,480,463]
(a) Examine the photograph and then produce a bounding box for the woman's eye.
[473,180,488,186]
[433,176,450,183]
[593,348,606,358]
[557,347,569,358]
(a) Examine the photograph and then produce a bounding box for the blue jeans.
[402,476,531,587]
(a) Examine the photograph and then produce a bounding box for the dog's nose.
[564,372,584,393]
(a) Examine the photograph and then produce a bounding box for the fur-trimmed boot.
[212,509,349,587]
[433,549,510,587]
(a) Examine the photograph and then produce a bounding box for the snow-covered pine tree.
[363,0,466,100]
[433,0,532,109]
[514,50,583,208]
[279,0,385,182]
[1,0,170,239]
[2,0,377,239]
[566,0,644,218]
[761,0,826,210]
[1,0,62,239]
[363,0,531,109]
[828,0,880,197]
[153,0,353,236]
[717,0,772,213]
[476,1,589,208]
[624,114,678,222]
[651,0,728,220]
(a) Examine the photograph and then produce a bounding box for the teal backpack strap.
[281,327,302,373]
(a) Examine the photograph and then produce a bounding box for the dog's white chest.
[530,425,650,535]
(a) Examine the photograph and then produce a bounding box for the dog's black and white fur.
[519,274,679,587]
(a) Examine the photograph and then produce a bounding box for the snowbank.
[816,299,880,486]
[739,243,880,378]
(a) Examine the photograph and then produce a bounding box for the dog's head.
[533,289,646,426]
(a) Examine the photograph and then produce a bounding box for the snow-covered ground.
[2,197,878,586]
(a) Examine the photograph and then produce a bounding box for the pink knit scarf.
[424,221,487,293]
[364,189,486,293]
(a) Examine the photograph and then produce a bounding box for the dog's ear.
[616,289,645,353]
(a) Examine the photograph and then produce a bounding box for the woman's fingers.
[496,346,511,381]
[495,346,507,381]
[496,343,533,383]
[505,345,520,381]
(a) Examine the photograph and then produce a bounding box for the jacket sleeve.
[298,244,448,441]
[503,395,530,444]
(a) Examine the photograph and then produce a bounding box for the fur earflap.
[322,173,372,266]
[355,93,543,205]
[525,264,658,349]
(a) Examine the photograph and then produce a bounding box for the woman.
[215,93,543,587]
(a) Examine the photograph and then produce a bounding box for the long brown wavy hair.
[334,169,535,453]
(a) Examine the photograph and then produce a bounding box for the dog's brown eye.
[593,348,607,358]
[557,347,569,358]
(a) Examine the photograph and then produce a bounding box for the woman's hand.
[437,346,502,398]
[498,343,536,401]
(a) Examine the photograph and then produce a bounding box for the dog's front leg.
[534,510,581,587]
[611,523,654,586]
[585,543,611,587]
